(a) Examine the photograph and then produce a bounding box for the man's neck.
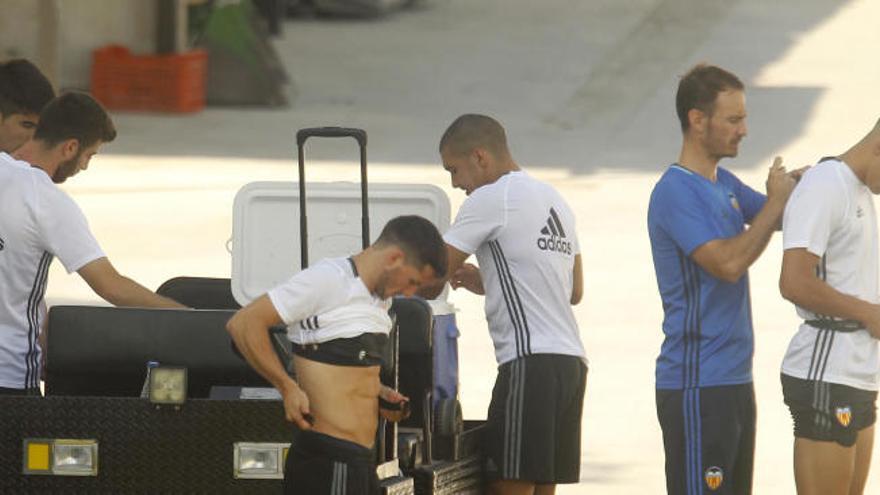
[840,148,867,185]
[350,249,379,295]
[678,142,719,181]
[486,160,520,185]
[12,141,54,178]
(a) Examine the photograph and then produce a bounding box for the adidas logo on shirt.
[537,208,573,254]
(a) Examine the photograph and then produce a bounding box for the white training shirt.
[268,257,392,345]
[0,152,105,389]
[444,170,586,366]
[781,158,880,391]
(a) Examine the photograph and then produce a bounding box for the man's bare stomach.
[293,356,381,448]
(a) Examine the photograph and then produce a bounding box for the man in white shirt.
[779,118,880,495]
[0,59,55,153]
[0,92,184,395]
[227,215,447,495]
[424,114,587,495]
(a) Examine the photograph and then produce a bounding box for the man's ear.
[688,108,706,134]
[472,147,492,169]
[58,138,80,160]
[384,246,406,269]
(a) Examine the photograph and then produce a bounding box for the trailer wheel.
[434,398,463,436]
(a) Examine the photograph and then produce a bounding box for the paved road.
[47,0,880,492]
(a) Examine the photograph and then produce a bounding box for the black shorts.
[483,354,587,484]
[0,387,41,396]
[284,430,378,495]
[781,373,877,447]
[656,383,755,495]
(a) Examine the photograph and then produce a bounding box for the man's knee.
[535,484,557,495]
[488,479,536,495]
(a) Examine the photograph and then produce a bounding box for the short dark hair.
[376,215,447,278]
[33,92,116,148]
[439,113,509,158]
[0,59,55,117]
[676,64,744,132]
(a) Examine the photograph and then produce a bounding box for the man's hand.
[861,305,880,340]
[766,156,797,203]
[379,385,411,423]
[788,165,810,182]
[281,381,313,430]
[450,263,484,295]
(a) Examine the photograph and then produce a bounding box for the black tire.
[434,398,463,436]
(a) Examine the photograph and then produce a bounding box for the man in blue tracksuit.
[648,64,798,494]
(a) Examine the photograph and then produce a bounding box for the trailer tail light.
[23,439,98,476]
[233,442,289,479]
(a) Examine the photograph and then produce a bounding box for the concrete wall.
[0,0,157,90]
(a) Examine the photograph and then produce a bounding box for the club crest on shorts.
[705,466,724,491]
[836,406,852,427]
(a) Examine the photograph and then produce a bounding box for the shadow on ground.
[102,0,850,175]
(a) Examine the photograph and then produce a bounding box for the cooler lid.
[231,181,451,305]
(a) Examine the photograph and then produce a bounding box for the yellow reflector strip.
[27,443,51,471]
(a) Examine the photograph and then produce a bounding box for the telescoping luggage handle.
[295,127,369,269]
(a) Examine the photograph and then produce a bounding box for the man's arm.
[691,159,794,283]
[423,245,582,304]
[691,197,784,283]
[571,254,583,305]
[779,248,880,338]
[226,295,312,429]
[419,244,471,299]
[77,258,185,308]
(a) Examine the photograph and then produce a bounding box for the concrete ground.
[46,0,880,492]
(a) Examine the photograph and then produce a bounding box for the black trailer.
[0,128,483,494]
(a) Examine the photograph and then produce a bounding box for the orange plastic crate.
[91,45,207,113]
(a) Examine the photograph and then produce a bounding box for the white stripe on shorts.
[331,461,347,495]
[504,359,526,478]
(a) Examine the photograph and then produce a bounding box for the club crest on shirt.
[705,466,724,491]
[727,192,740,211]
[857,206,864,218]
[836,406,852,427]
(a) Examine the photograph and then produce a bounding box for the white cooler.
[230,181,459,401]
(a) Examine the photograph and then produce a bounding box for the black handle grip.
[296,126,370,269]
[296,127,367,148]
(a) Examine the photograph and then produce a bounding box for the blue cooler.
[428,300,458,407]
